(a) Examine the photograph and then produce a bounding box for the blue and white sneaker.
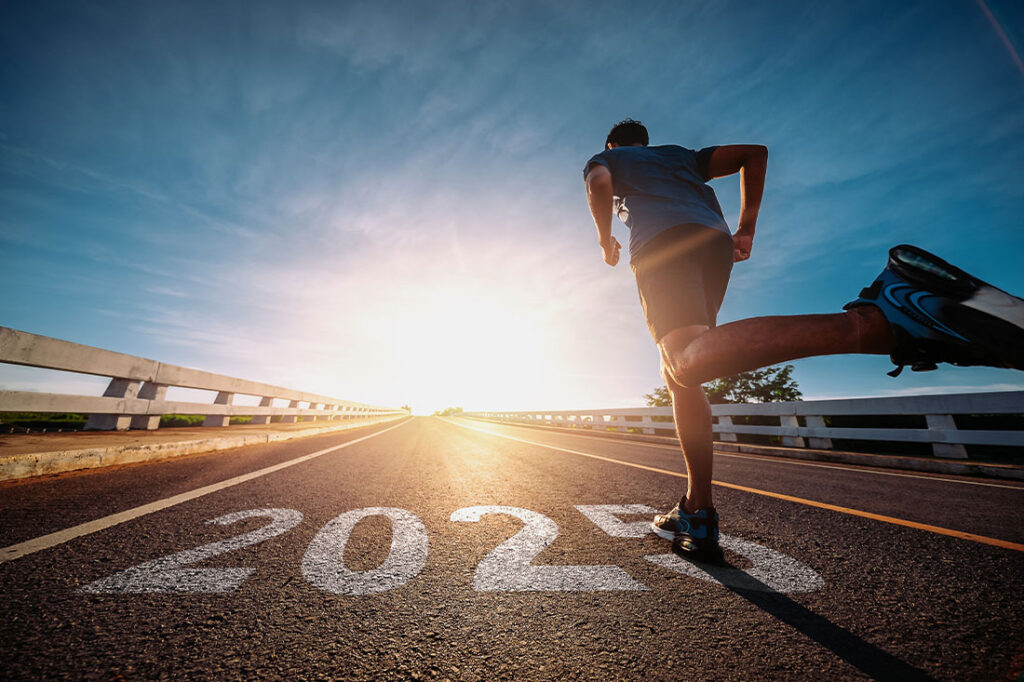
[844,244,1024,377]
[652,500,723,563]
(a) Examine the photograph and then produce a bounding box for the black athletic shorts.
[630,223,734,342]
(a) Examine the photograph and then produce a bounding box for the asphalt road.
[1,416,1022,681]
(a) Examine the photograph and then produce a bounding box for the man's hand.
[733,232,753,262]
[586,164,619,266]
[601,236,622,266]
[707,145,767,264]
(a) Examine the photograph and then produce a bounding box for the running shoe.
[844,244,1024,376]
[652,500,723,563]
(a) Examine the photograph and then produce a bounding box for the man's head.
[605,118,649,149]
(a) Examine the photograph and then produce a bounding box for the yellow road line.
[0,418,412,564]
[445,418,1024,553]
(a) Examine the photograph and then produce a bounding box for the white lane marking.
[451,505,647,592]
[0,418,411,564]
[574,504,659,538]
[302,507,428,596]
[80,509,302,593]
[456,419,1024,491]
[645,535,825,594]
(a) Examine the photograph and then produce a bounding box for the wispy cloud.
[3,0,1022,413]
[145,286,187,298]
[876,383,1024,398]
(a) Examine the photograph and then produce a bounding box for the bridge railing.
[465,391,1024,460]
[0,327,406,430]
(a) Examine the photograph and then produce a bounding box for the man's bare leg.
[661,305,892,388]
[658,325,716,513]
[665,370,715,512]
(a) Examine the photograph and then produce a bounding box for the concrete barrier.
[458,415,1024,481]
[0,416,405,482]
[0,326,406,430]
[466,390,1024,461]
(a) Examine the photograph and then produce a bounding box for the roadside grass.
[0,412,255,432]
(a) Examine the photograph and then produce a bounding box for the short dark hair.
[606,118,649,147]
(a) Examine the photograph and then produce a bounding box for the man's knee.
[664,353,701,390]
[660,362,685,392]
[661,355,705,397]
[659,325,710,389]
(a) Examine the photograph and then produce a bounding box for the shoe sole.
[652,522,723,562]
[673,538,725,564]
[651,522,677,541]
[847,244,1024,372]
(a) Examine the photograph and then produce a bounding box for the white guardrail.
[466,391,1024,460]
[0,327,406,430]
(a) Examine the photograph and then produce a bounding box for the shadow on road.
[676,547,935,682]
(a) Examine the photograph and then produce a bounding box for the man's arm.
[585,164,621,266]
[705,145,768,262]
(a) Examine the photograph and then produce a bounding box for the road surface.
[1,416,1022,680]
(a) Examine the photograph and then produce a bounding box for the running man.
[583,118,1024,561]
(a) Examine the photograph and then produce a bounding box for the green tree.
[432,406,464,417]
[401,404,412,412]
[704,364,802,404]
[645,364,802,405]
[643,387,672,407]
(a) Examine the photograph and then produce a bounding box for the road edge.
[0,416,407,483]
[459,417,1024,482]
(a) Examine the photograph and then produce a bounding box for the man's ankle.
[681,495,713,514]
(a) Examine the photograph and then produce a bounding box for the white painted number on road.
[80,504,823,595]
[574,504,659,538]
[644,535,824,594]
[302,507,428,595]
[450,506,647,592]
[575,503,823,594]
[80,508,303,593]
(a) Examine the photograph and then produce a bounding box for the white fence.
[0,327,405,430]
[466,391,1024,460]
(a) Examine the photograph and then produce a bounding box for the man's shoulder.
[584,144,697,177]
[618,144,694,159]
[648,144,693,155]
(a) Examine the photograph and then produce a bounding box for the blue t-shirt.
[583,145,730,260]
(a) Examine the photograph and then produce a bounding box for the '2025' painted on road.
[80,505,824,595]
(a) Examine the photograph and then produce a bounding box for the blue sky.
[2,0,1023,414]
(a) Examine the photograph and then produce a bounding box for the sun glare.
[383,289,555,415]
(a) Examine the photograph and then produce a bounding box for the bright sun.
[382,289,556,414]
